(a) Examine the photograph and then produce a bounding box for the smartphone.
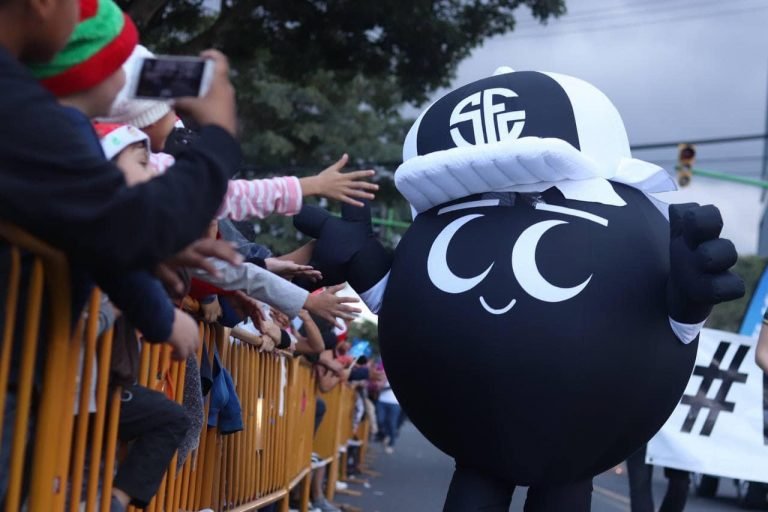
[128,55,214,100]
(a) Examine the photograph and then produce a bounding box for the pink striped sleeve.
[284,176,303,214]
[216,176,304,221]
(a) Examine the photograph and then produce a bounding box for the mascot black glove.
[667,203,745,325]
[293,201,392,293]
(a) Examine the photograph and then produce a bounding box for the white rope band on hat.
[395,136,677,215]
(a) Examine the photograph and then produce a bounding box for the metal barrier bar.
[85,326,115,512]
[2,225,75,512]
[100,387,122,511]
[68,294,100,512]
[0,247,20,454]
[0,217,359,512]
[6,258,44,512]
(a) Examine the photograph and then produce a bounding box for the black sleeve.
[277,329,292,350]
[95,270,175,343]
[0,61,240,273]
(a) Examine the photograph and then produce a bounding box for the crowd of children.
[0,0,391,510]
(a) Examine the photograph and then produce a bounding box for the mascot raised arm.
[293,68,744,511]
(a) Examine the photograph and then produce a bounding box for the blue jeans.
[377,401,401,447]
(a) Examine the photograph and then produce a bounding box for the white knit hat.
[94,122,149,160]
[97,45,172,128]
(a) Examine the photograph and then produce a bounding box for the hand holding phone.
[173,50,238,136]
[129,55,214,100]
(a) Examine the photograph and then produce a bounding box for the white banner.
[647,328,768,483]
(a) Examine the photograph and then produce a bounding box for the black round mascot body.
[379,183,686,484]
[295,68,743,510]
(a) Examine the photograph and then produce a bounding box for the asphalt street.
[337,422,752,512]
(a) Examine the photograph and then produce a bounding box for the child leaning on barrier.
[93,123,360,335]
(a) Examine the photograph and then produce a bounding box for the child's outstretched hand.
[301,154,378,207]
[303,284,361,327]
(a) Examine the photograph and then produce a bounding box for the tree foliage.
[121,0,565,102]
[348,318,380,355]
[118,0,565,166]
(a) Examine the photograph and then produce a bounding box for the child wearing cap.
[94,122,156,185]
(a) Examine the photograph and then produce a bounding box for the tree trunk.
[123,0,172,30]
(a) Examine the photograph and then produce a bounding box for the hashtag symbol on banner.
[680,341,750,436]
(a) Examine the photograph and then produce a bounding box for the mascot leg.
[443,466,513,512]
[524,479,593,512]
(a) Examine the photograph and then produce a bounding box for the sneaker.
[311,497,341,512]
[109,496,126,512]
[311,452,326,469]
[384,446,394,454]
[335,480,348,491]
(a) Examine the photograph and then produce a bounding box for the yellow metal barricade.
[0,223,119,512]
[128,322,322,512]
[312,384,345,502]
[356,414,372,471]
[337,386,352,484]
[283,357,316,507]
[0,220,357,512]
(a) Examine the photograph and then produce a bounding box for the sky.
[434,0,768,255]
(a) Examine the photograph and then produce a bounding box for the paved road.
[337,423,749,512]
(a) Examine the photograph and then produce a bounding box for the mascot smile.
[294,67,744,511]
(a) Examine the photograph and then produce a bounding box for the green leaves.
[128,0,565,102]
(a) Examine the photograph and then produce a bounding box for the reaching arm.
[216,176,303,221]
[293,310,325,354]
[189,260,309,318]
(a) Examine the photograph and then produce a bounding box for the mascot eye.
[427,214,494,294]
[511,220,592,302]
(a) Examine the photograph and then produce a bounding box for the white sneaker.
[312,497,341,512]
[335,480,348,491]
[385,446,394,454]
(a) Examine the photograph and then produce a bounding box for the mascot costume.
[293,68,745,511]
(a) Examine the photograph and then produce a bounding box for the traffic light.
[676,143,696,187]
